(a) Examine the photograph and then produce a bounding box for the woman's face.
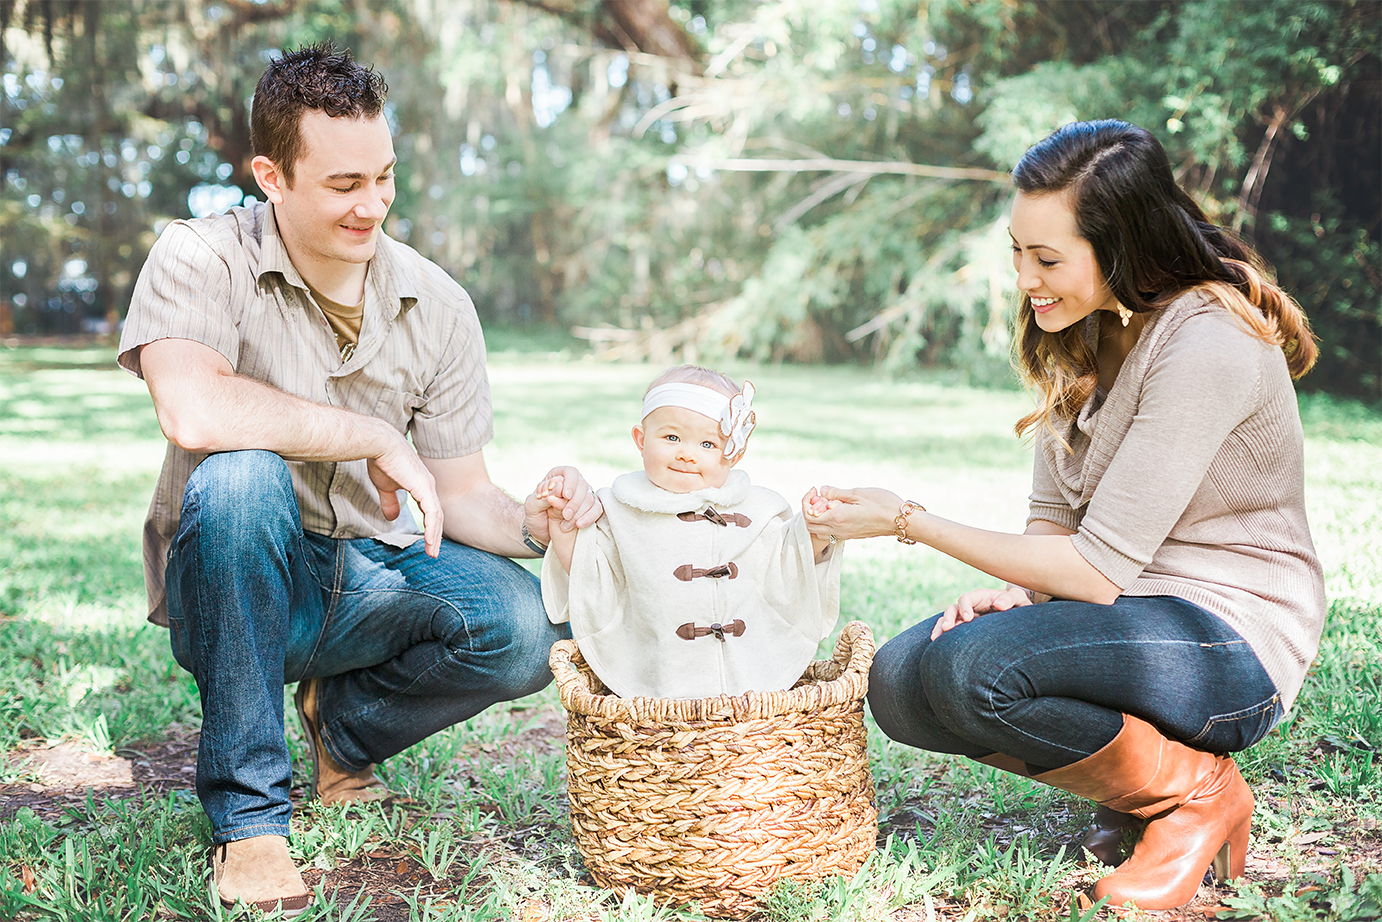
[1009,191,1119,333]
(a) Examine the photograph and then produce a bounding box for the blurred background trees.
[2,0,1377,396]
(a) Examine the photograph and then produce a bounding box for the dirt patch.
[300,849,488,922]
[0,730,521,919]
[11,741,134,788]
[3,726,1379,920]
[1,730,200,822]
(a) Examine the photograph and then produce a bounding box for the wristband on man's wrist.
[520,523,548,555]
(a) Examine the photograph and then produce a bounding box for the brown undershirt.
[305,281,364,361]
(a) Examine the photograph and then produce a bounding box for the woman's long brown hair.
[1009,121,1317,441]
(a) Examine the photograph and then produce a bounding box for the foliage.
[0,1,1377,391]
[967,0,1381,396]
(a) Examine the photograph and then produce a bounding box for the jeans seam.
[987,638,1225,758]
[181,484,212,657]
[310,540,358,768]
[298,537,341,679]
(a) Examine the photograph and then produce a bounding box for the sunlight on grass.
[2,342,1380,920]
[1299,397,1382,607]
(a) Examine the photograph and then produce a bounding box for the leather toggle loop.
[673,562,740,581]
[676,508,751,527]
[676,619,747,641]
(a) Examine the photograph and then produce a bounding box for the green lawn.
[1,340,1379,920]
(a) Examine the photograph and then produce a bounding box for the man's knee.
[186,450,294,511]
[483,569,567,700]
[432,556,566,702]
[179,450,298,542]
[167,450,304,640]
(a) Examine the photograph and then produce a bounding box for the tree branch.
[674,156,1011,184]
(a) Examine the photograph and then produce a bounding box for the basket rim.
[549,620,874,722]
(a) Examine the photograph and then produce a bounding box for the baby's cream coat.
[541,470,843,699]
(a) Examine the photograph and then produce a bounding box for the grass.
[0,338,1379,920]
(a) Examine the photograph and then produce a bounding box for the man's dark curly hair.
[250,41,388,185]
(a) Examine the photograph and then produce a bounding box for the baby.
[528,365,843,699]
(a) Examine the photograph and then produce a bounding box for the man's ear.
[251,155,289,204]
[631,424,645,452]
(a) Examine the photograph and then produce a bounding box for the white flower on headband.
[720,380,756,460]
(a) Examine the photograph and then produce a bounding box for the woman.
[806,119,1324,912]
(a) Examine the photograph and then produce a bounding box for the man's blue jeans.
[867,596,1282,773]
[164,450,566,843]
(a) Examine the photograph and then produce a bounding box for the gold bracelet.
[894,500,925,544]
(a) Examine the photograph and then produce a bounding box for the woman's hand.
[932,587,1032,640]
[803,486,904,540]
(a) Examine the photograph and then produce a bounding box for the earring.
[1116,303,1133,327]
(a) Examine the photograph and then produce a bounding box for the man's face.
[255,111,396,271]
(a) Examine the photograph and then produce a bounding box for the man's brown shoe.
[294,678,392,806]
[210,835,312,916]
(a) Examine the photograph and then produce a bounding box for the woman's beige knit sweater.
[1028,291,1326,711]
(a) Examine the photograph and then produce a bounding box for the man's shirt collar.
[256,202,418,322]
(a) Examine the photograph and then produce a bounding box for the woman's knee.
[917,619,1015,730]
[868,617,941,744]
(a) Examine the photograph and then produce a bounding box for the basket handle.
[831,620,876,677]
[548,639,597,705]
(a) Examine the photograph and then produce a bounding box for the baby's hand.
[803,487,841,518]
[524,475,569,520]
[535,475,572,510]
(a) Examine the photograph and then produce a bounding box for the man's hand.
[522,471,599,575]
[932,587,1032,640]
[367,427,444,557]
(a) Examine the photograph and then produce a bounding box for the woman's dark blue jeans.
[867,596,1281,773]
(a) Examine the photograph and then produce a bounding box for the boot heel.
[1221,812,1254,884]
[1211,841,1231,881]
[1213,816,1250,881]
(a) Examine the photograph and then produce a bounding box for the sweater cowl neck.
[610,469,752,514]
[1043,291,1220,509]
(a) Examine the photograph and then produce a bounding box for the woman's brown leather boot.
[1033,714,1253,911]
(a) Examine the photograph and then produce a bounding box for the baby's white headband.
[641,381,757,459]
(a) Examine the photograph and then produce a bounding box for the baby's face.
[634,406,738,493]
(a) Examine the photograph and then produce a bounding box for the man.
[118,43,597,914]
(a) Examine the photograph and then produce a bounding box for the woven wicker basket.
[549,620,878,919]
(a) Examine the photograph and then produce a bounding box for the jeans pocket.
[1190,695,1283,752]
[166,616,193,673]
